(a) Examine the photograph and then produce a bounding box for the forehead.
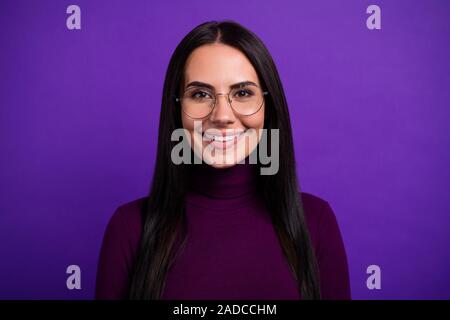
[183,43,260,88]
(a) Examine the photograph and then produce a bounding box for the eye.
[234,89,254,98]
[190,90,213,100]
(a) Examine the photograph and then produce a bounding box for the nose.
[209,94,236,126]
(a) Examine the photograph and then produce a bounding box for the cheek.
[181,113,200,136]
[181,114,192,131]
[181,115,204,148]
[241,104,265,130]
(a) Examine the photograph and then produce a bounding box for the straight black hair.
[128,20,321,299]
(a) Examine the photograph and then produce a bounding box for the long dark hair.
[128,20,321,299]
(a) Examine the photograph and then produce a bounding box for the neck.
[188,162,259,199]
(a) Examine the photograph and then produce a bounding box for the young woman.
[95,20,351,300]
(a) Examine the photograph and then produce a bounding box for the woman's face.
[181,43,265,168]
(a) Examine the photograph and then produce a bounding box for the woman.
[95,20,351,300]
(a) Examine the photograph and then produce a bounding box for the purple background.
[1,0,449,299]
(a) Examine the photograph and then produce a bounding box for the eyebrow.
[185,81,259,91]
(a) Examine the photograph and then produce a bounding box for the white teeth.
[203,131,245,142]
[215,135,234,142]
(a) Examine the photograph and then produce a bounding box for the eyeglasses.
[175,85,268,119]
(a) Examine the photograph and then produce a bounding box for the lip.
[202,130,246,150]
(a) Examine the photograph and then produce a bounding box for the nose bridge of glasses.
[213,92,232,107]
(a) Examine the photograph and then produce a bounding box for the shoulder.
[110,196,147,226]
[300,191,334,226]
[300,192,351,299]
[114,196,147,224]
[300,192,329,213]
[299,192,339,248]
[102,196,148,250]
[95,196,148,299]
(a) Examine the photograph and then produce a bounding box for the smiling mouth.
[203,131,245,142]
[202,130,246,149]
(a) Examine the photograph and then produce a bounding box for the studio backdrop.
[1,0,449,299]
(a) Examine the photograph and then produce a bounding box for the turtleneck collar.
[187,162,259,200]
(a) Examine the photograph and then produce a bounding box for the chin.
[202,148,253,168]
[208,161,237,169]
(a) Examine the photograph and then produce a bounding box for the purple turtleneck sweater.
[95,163,351,299]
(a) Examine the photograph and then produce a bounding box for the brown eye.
[234,89,254,98]
[193,91,207,98]
[190,90,213,100]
